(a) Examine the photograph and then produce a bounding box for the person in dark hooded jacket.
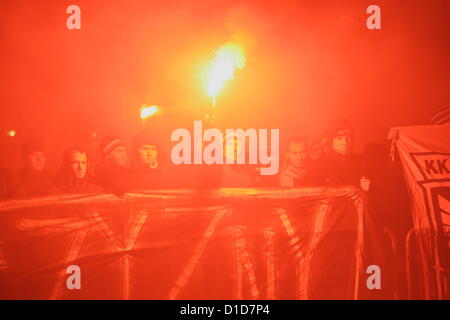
[55,147,103,194]
[312,119,370,191]
[14,139,56,198]
[131,129,168,190]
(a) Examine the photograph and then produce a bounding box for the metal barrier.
[405,227,449,299]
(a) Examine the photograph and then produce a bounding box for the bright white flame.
[6,130,16,137]
[140,105,159,120]
[206,43,246,103]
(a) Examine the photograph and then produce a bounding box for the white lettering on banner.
[90,210,149,300]
[422,157,450,177]
[16,217,91,299]
[264,229,276,299]
[169,208,229,300]
[276,204,331,299]
[231,226,261,299]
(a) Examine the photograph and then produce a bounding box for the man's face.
[27,151,46,171]
[138,144,158,166]
[332,129,353,155]
[69,151,87,179]
[107,145,128,167]
[287,142,307,169]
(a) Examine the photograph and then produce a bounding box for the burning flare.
[140,105,159,120]
[206,43,246,107]
[6,130,16,137]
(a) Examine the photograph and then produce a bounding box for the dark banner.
[0,187,384,299]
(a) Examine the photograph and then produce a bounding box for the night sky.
[0,0,448,170]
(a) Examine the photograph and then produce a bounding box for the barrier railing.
[405,227,449,299]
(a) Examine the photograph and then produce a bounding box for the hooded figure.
[55,148,103,194]
[312,119,369,190]
[131,129,168,190]
[14,139,56,198]
[93,136,133,195]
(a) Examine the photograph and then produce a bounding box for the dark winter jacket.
[0,168,17,200]
[93,161,133,196]
[312,152,364,187]
[14,168,56,198]
[55,169,103,194]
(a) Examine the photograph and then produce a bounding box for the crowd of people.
[0,118,398,200]
[0,116,421,296]
[1,110,447,299]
